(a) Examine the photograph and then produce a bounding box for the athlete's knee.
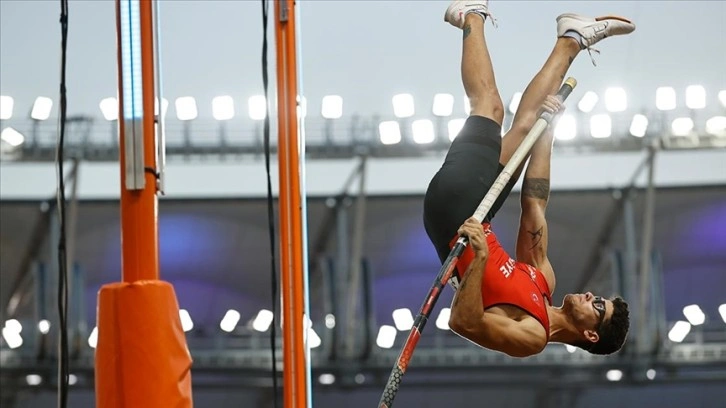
[469,92,504,125]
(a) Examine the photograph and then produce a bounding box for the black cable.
[56,0,70,407]
[261,1,279,407]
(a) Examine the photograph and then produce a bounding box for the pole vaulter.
[378,78,578,408]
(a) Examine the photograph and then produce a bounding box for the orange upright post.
[95,1,193,407]
[274,1,309,407]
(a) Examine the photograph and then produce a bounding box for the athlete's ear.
[583,330,599,343]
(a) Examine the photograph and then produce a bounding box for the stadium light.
[324,314,335,329]
[321,95,343,119]
[590,114,612,138]
[376,325,397,349]
[252,309,274,332]
[392,93,415,118]
[379,121,401,145]
[682,304,706,326]
[448,118,466,141]
[706,116,726,136]
[155,97,169,117]
[646,369,656,380]
[175,97,198,121]
[99,97,119,121]
[606,369,623,382]
[248,95,267,120]
[307,328,322,348]
[671,117,694,136]
[435,308,451,330]
[31,97,53,120]
[719,90,726,109]
[655,87,676,111]
[1,128,25,147]
[179,309,194,332]
[392,308,414,331]
[719,304,726,323]
[432,93,454,117]
[219,309,241,333]
[508,92,523,114]
[212,96,235,121]
[685,85,706,110]
[604,87,627,112]
[629,114,649,138]
[412,119,435,144]
[38,320,51,334]
[0,95,14,120]
[577,91,598,113]
[88,326,98,348]
[554,114,577,140]
[667,321,691,343]
[319,373,335,385]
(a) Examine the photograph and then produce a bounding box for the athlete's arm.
[515,96,562,292]
[449,218,489,336]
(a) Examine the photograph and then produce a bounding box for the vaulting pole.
[274,0,309,407]
[95,1,192,406]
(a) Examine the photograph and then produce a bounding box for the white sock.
[562,30,585,49]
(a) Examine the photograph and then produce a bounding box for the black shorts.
[423,115,515,263]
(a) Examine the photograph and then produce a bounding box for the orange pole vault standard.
[95,1,193,407]
[274,1,310,407]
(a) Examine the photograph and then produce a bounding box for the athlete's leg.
[501,14,636,184]
[460,12,504,125]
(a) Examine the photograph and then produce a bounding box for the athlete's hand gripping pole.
[377,78,577,408]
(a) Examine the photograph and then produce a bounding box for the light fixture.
[324,314,336,329]
[252,309,274,332]
[448,118,466,141]
[606,369,623,382]
[31,97,53,120]
[412,119,435,144]
[671,117,694,136]
[392,308,414,331]
[604,87,627,112]
[629,114,649,138]
[667,320,691,343]
[435,308,451,330]
[646,369,656,380]
[655,87,676,111]
[1,327,22,349]
[554,114,577,140]
[0,95,14,120]
[179,309,194,332]
[175,97,198,121]
[88,326,98,348]
[590,114,612,138]
[685,85,706,110]
[392,93,415,118]
[319,373,335,385]
[682,304,705,326]
[379,121,402,145]
[25,374,42,386]
[705,116,726,136]
[38,319,51,334]
[719,304,726,323]
[99,97,119,121]
[212,96,235,121]
[321,95,343,119]
[219,309,241,333]
[432,93,454,117]
[0,127,25,147]
[307,328,322,348]
[577,91,598,113]
[248,95,267,120]
[376,325,397,349]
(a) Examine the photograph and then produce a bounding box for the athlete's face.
[563,292,613,337]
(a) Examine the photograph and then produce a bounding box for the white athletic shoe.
[444,0,497,29]
[556,13,636,65]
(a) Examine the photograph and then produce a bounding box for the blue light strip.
[120,0,143,120]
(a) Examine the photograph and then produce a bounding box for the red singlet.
[450,223,553,338]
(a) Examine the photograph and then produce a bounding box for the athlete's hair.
[575,296,630,355]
